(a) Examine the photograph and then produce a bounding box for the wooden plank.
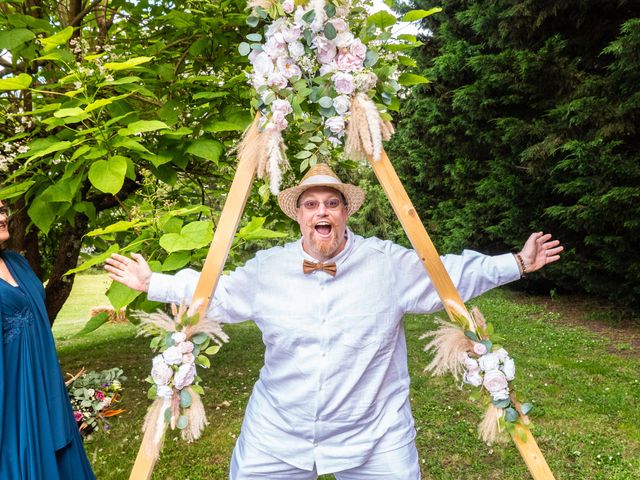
[367,148,555,480]
[128,149,258,480]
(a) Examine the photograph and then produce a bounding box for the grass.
[54,274,640,479]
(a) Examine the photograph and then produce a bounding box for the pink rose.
[282,0,294,14]
[271,99,293,116]
[349,39,367,60]
[336,52,364,72]
[182,353,195,364]
[483,369,509,394]
[267,72,288,89]
[276,57,302,80]
[178,340,194,354]
[330,18,348,33]
[472,342,488,356]
[332,72,354,95]
[74,411,84,422]
[315,37,337,64]
[95,390,105,401]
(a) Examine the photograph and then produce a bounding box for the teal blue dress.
[0,250,95,479]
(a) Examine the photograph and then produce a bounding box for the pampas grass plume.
[421,319,474,379]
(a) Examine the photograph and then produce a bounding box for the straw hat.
[277,164,365,220]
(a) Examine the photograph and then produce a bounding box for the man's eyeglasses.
[0,206,10,217]
[299,198,345,211]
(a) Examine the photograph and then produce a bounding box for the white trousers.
[229,435,421,479]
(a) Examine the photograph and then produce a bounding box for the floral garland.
[136,304,228,456]
[238,0,430,194]
[422,306,533,444]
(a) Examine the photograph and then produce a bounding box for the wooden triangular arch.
[128,145,555,479]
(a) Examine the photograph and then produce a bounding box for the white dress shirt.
[148,230,521,474]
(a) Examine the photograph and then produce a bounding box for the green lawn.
[54,274,640,479]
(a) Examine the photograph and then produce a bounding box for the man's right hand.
[104,253,152,292]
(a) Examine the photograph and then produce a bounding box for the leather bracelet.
[515,253,527,277]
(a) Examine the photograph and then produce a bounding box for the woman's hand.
[104,253,152,292]
[516,232,563,274]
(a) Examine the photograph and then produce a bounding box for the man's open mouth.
[315,222,332,236]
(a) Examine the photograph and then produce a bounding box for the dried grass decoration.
[238,0,431,191]
[421,305,533,445]
[135,304,229,459]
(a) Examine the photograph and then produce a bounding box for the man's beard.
[307,225,343,259]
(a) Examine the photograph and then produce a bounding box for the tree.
[0,0,290,322]
[388,0,640,304]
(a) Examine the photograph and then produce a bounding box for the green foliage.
[390,0,640,305]
[0,0,293,320]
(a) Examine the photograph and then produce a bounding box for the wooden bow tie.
[303,259,337,277]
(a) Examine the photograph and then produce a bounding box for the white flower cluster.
[462,345,516,403]
[150,331,197,399]
[1,141,30,172]
[245,0,379,146]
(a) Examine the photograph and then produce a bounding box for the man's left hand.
[517,232,563,274]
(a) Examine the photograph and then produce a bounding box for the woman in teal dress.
[0,201,95,479]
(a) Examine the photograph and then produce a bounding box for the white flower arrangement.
[136,304,228,455]
[237,0,434,194]
[422,306,533,444]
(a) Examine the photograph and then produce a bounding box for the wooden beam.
[128,149,258,480]
[367,148,555,480]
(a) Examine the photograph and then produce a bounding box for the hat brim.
[278,181,365,220]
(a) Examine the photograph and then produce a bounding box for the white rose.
[252,52,275,77]
[325,116,345,135]
[173,363,197,390]
[501,357,516,381]
[178,340,194,354]
[349,38,367,59]
[478,352,500,372]
[86,388,95,397]
[483,369,509,394]
[463,371,483,387]
[472,342,488,356]
[463,355,480,373]
[332,95,351,115]
[334,31,354,49]
[494,348,510,362]
[156,385,173,399]
[151,355,173,385]
[162,345,183,365]
[171,332,186,344]
[288,41,305,59]
[319,62,337,76]
[282,25,301,43]
[491,388,511,402]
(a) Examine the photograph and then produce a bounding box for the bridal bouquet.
[237,0,436,194]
